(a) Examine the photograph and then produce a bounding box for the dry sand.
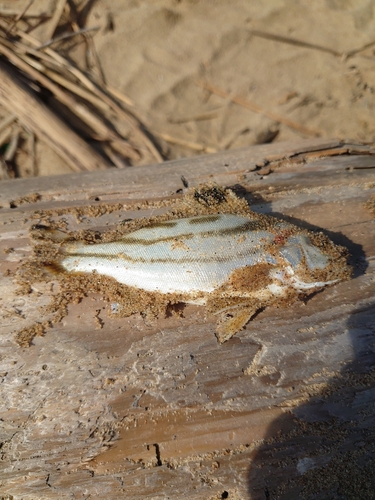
[2,0,375,175]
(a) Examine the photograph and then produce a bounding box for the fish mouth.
[273,266,339,291]
[289,276,339,290]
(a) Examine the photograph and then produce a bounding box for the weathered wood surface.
[1,138,375,499]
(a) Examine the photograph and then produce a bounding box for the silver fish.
[56,213,350,342]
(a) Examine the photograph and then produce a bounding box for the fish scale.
[60,214,331,294]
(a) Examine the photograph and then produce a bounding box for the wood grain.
[1,139,375,499]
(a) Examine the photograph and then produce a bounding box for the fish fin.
[44,261,67,275]
[30,225,70,275]
[215,306,257,343]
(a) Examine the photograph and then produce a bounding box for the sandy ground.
[2,0,375,175]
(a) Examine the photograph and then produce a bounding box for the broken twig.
[196,80,320,137]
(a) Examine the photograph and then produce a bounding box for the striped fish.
[54,213,351,342]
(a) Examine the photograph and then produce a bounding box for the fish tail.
[31,224,71,275]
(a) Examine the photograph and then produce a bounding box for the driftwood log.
[1,138,375,499]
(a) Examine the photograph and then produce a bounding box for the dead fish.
[53,212,351,342]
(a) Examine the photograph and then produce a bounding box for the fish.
[51,207,351,343]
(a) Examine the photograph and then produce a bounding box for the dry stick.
[66,2,106,86]
[30,30,161,160]
[0,19,101,94]
[345,39,375,58]
[0,61,111,172]
[0,114,16,134]
[66,0,81,33]
[38,66,109,111]
[168,109,221,124]
[103,145,130,169]
[11,27,161,162]
[0,39,123,143]
[44,0,68,42]
[6,38,111,112]
[0,20,162,163]
[156,132,217,154]
[110,139,141,161]
[36,26,100,50]
[35,37,159,159]
[106,85,134,107]
[6,0,35,33]
[0,10,50,19]
[195,80,320,137]
[26,129,37,176]
[76,0,94,18]
[1,39,137,160]
[14,49,138,158]
[84,33,106,86]
[249,30,342,57]
[221,126,251,150]
[87,87,164,162]
[249,28,375,60]
[0,19,123,113]
[0,125,13,148]
[4,129,20,161]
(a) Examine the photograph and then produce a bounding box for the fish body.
[60,214,332,295]
[56,212,350,342]
[61,214,277,294]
